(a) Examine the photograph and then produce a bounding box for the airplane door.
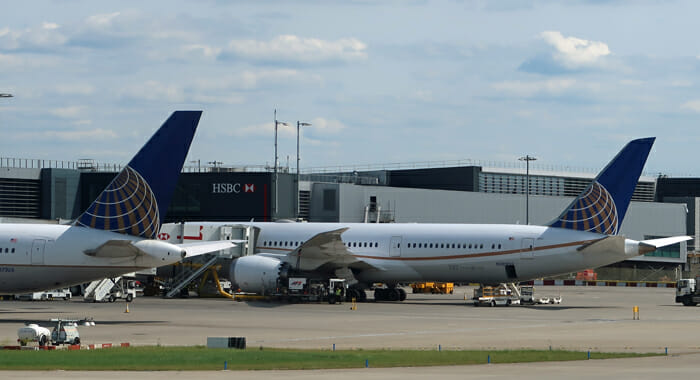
[520,238,534,259]
[31,239,46,265]
[389,236,402,257]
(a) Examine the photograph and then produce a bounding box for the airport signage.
[211,183,256,194]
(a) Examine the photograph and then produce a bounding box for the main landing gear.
[373,287,406,302]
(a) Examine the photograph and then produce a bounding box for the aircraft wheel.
[108,295,116,303]
[398,288,407,301]
[388,289,399,301]
[374,289,385,301]
[73,337,80,345]
[39,335,47,347]
[490,300,496,307]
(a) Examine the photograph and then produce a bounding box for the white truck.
[676,277,700,306]
[15,288,72,301]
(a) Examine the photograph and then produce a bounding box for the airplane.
[209,137,690,301]
[0,111,235,293]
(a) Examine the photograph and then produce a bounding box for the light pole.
[518,155,537,225]
[297,121,311,218]
[273,110,288,220]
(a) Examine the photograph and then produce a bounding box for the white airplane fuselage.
[232,222,641,284]
[0,224,180,293]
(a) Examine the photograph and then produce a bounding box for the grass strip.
[0,346,660,371]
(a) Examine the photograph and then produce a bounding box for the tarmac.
[1,285,700,379]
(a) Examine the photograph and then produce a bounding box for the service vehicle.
[17,324,51,346]
[15,288,72,301]
[676,277,700,306]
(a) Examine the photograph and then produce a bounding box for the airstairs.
[164,255,219,298]
[83,277,120,302]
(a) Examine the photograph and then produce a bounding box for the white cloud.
[53,84,95,95]
[0,24,67,51]
[86,12,121,28]
[491,78,578,98]
[120,80,185,103]
[182,44,222,60]
[42,22,60,30]
[49,106,85,118]
[308,118,346,134]
[681,99,700,113]
[540,31,610,68]
[224,35,368,63]
[228,117,347,138]
[17,128,117,141]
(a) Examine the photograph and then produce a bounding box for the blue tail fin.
[74,111,203,238]
[548,137,655,235]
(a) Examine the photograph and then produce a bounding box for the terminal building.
[0,157,693,277]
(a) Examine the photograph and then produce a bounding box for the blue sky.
[2,0,700,176]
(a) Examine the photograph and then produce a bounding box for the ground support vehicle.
[410,282,454,294]
[15,288,72,301]
[17,318,84,347]
[473,284,520,306]
[676,277,700,306]
[17,324,51,346]
[473,283,562,306]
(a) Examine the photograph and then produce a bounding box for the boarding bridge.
[84,277,121,302]
[162,224,258,298]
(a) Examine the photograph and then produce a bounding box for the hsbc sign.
[212,183,256,194]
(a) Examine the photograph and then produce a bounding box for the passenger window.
[429,243,433,248]
[11,248,14,253]
[480,244,484,249]
[498,244,502,249]
[469,244,472,249]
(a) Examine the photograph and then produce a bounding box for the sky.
[2,0,700,176]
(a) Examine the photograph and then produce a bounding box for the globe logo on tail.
[75,166,160,239]
[550,181,619,235]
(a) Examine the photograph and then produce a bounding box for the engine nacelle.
[229,255,289,295]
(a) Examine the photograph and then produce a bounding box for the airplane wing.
[282,227,378,271]
[85,239,241,259]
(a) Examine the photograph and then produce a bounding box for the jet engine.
[229,255,289,295]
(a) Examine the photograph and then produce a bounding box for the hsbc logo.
[212,183,256,194]
[158,233,170,240]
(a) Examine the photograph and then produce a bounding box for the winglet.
[74,111,202,238]
[549,137,655,235]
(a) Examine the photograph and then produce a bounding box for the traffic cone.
[124,303,130,313]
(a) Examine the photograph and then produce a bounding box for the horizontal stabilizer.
[178,240,241,258]
[640,236,692,249]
